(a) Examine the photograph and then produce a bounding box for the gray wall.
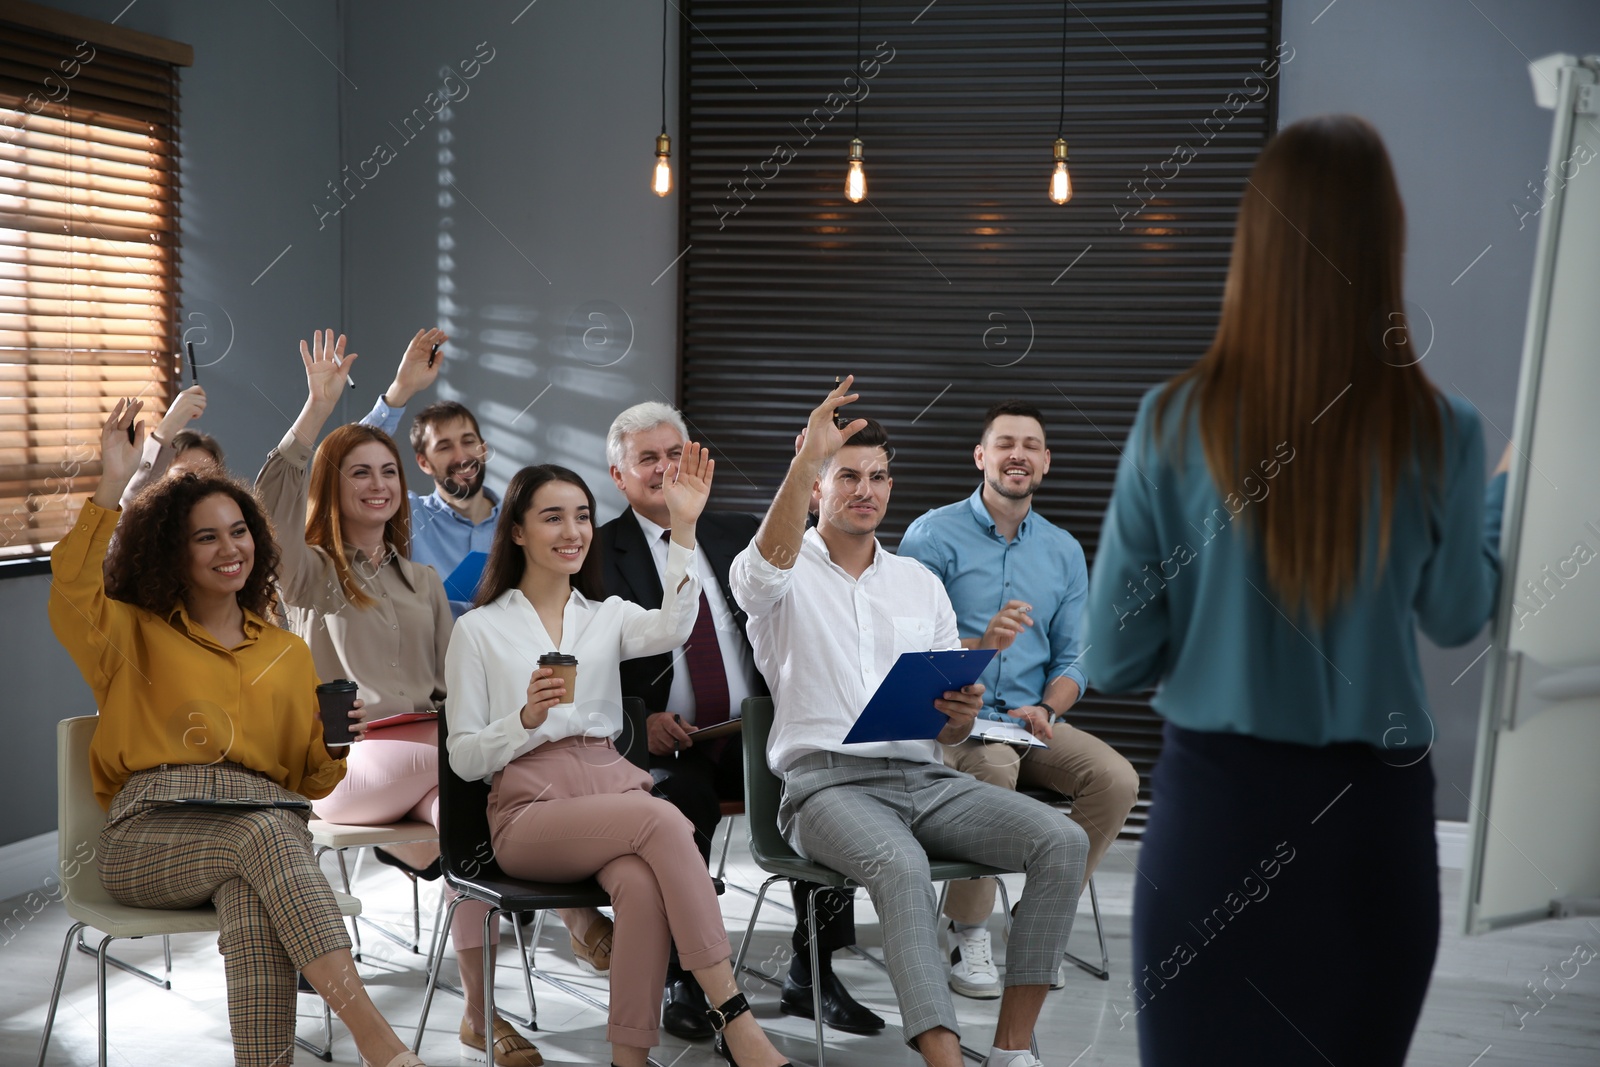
[0,0,344,847]
[339,0,681,520]
[5,0,1594,848]
[1277,0,1600,820]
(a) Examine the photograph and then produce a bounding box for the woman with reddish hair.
[256,331,540,1066]
[1084,115,1509,1065]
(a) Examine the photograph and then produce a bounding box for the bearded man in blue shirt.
[900,400,1139,999]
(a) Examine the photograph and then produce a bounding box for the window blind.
[679,0,1283,832]
[0,12,186,561]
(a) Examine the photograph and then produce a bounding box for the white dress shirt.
[631,509,758,723]
[729,527,962,774]
[444,540,701,783]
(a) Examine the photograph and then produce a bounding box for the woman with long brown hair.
[445,460,804,1067]
[256,331,539,1066]
[1083,115,1508,1065]
[51,399,431,1067]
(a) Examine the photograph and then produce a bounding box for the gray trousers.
[780,752,1088,1043]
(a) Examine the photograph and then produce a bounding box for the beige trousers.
[941,721,1139,924]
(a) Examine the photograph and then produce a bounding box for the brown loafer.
[571,914,613,974]
[459,1015,543,1067]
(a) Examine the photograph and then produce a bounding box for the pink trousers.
[488,736,731,1048]
[311,722,493,953]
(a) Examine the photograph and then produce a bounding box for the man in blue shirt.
[361,332,501,617]
[900,400,1139,999]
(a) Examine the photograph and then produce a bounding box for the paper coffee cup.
[537,653,578,705]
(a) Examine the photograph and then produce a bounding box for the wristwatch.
[1037,700,1060,723]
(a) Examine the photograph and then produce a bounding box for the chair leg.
[509,914,539,1029]
[292,985,336,1062]
[731,874,782,982]
[806,890,825,1067]
[95,933,113,1067]
[996,877,1013,940]
[414,894,466,1052]
[36,920,86,1067]
[483,908,500,1067]
[1062,875,1111,980]
[75,928,170,989]
[412,875,422,953]
[335,849,363,961]
[714,816,736,882]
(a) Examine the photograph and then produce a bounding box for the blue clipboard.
[443,551,488,604]
[842,648,996,744]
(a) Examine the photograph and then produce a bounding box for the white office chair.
[309,818,438,956]
[38,716,362,1066]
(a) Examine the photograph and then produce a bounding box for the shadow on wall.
[428,80,640,519]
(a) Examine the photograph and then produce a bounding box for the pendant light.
[1049,0,1074,204]
[652,0,672,196]
[844,0,866,203]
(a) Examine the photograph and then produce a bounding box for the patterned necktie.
[662,530,730,727]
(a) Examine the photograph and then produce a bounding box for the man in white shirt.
[729,379,1088,1067]
[600,402,882,1041]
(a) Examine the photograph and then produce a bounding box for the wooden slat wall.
[679,0,1282,832]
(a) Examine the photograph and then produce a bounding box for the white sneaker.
[947,923,1002,999]
[984,1052,1043,1067]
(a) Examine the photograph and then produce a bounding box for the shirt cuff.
[366,396,405,436]
[664,536,695,585]
[276,429,316,470]
[1052,665,1089,697]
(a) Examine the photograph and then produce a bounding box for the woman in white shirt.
[445,453,799,1067]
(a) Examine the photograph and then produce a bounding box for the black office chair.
[412,706,615,1066]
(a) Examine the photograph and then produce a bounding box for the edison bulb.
[845,137,866,203]
[1050,160,1072,204]
[1049,137,1072,205]
[653,132,672,197]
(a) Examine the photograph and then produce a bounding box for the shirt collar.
[966,483,1031,541]
[423,484,501,524]
[166,603,267,646]
[632,508,669,545]
[803,526,884,579]
[343,541,417,592]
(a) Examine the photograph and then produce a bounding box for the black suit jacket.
[599,508,768,714]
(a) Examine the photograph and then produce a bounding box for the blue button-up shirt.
[900,485,1089,722]
[365,397,501,617]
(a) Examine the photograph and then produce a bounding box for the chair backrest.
[436,709,506,881]
[58,716,114,908]
[738,697,803,865]
[619,696,650,771]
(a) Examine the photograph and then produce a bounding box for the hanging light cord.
[660,0,669,135]
[854,0,864,137]
[1056,0,1068,137]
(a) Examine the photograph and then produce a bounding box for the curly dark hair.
[105,472,282,620]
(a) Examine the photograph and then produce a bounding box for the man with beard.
[730,381,1085,1067]
[899,400,1139,1000]
[363,330,500,617]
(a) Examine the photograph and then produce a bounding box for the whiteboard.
[1464,54,1600,934]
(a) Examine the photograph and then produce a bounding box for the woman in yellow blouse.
[255,330,540,1066]
[49,399,432,1067]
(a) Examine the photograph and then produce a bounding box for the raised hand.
[92,398,146,507]
[662,440,715,534]
[385,327,449,407]
[796,375,869,467]
[300,329,358,414]
[154,385,206,444]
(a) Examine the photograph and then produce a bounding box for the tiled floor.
[4,837,1597,1065]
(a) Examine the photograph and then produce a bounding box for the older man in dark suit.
[601,401,883,1041]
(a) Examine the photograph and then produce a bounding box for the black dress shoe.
[661,977,714,1040]
[373,846,442,881]
[779,967,885,1034]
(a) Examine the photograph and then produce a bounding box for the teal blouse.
[1082,384,1506,750]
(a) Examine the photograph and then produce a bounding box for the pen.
[674,714,683,759]
[428,342,440,368]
